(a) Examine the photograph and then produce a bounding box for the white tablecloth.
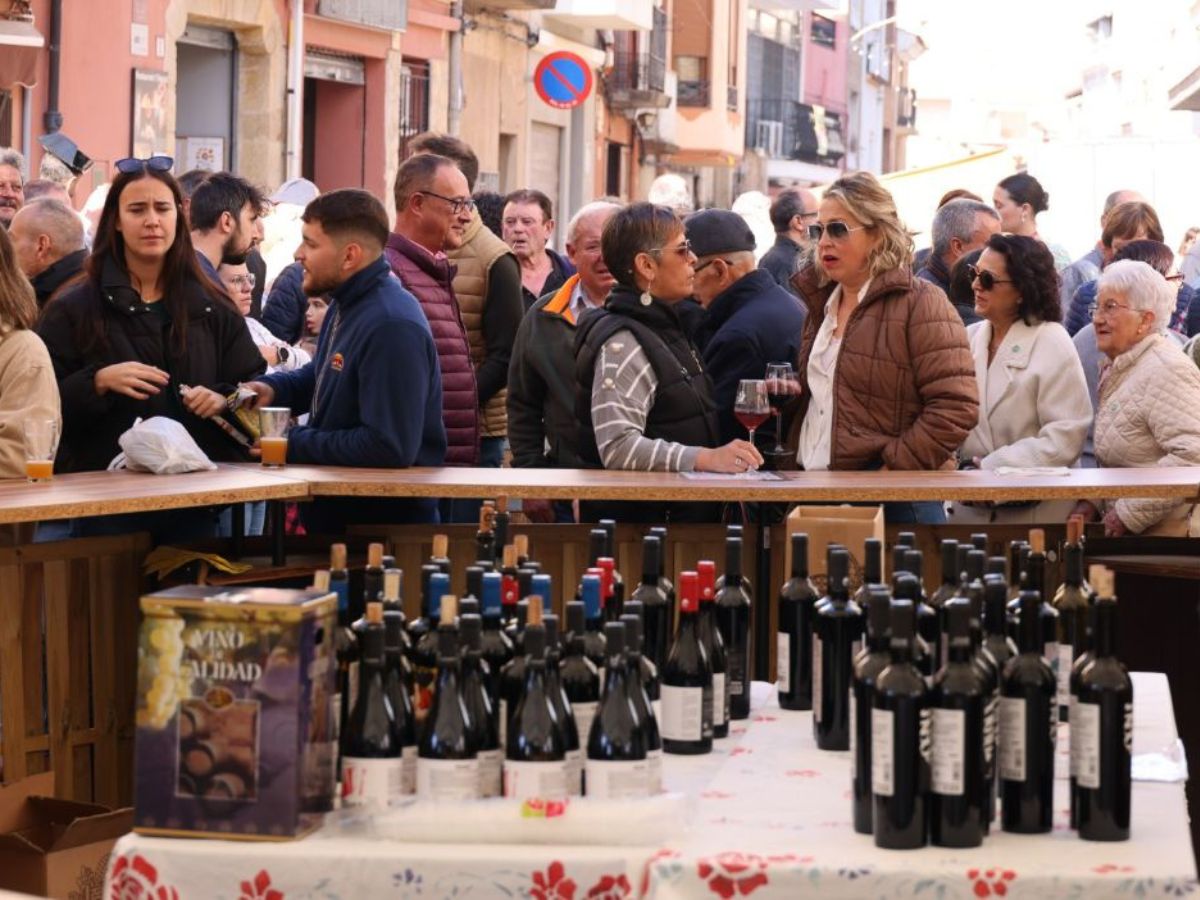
[106,673,1196,899]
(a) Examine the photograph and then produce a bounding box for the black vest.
[574,286,721,468]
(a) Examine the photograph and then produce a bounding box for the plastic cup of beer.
[259,407,290,468]
[23,419,59,483]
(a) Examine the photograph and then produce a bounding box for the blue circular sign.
[534,51,594,110]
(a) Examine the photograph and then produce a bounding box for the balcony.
[678,80,711,108]
[464,0,554,10]
[605,8,669,110]
[748,0,838,8]
[316,0,407,30]
[542,0,653,31]
[745,97,844,164]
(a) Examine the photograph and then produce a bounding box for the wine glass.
[734,380,770,450]
[765,362,800,452]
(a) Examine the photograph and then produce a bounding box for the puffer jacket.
[1094,332,1200,535]
[788,264,978,470]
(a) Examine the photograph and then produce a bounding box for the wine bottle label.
[713,672,728,727]
[777,632,791,693]
[931,708,966,796]
[342,756,404,809]
[812,634,822,724]
[416,758,481,801]
[504,760,570,801]
[652,698,662,725]
[1056,644,1074,711]
[565,748,583,797]
[998,697,1026,782]
[1072,701,1101,789]
[585,759,649,799]
[871,707,894,797]
[660,685,703,741]
[499,699,508,750]
[727,649,746,698]
[647,748,663,794]
[572,701,598,748]
[1068,696,1078,776]
[478,748,504,798]
[401,745,417,795]
[413,665,436,722]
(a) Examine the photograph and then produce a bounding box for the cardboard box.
[783,505,885,592]
[0,771,132,899]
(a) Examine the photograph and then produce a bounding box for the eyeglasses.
[967,264,1014,292]
[807,221,867,242]
[114,155,174,175]
[648,239,693,259]
[226,273,257,289]
[416,190,476,215]
[798,210,819,220]
[693,257,735,274]
[1166,272,1184,283]
[1088,299,1138,320]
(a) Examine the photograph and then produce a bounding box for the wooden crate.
[0,534,150,806]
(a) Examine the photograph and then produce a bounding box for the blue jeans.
[440,436,507,524]
[883,501,947,524]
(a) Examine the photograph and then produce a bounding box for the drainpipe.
[447,0,463,136]
[42,0,63,133]
[285,0,304,179]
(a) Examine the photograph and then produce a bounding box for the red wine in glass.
[735,410,771,432]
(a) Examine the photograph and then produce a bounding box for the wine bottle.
[492,497,510,566]
[1007,541,1028,601]
[343,603,406,809]
[621,611,662,793]
[505,600,570,801]
[1069,565,1104,828]
[514,533,530,568]
[417,595,480,800]
[903,549,941,681]
[851,585,891,834]
[661,571,713,755]
[382,601,418,796]
[970,533,988,552]
[475,503,496,569]
[697,560,729,739]
[715,536,753,721]
[985,556,1006,580]
[587,527,607,573]
[814,547,864,751]
[1054,516,1091,723]
[382,552,396,571]
[478,571,513,710]
[929,540,961,612]
[930,603,986,848]
[1025,531,1060,670]
[622,600,661,707]
[982,575,1018,677]
[329,544,353,775]
[961,550,999,832]
[999,590,1056,834]
[500,544,521,628]
[631,535,672,672]
[412,571,449,722]
[872,599,930,850]
[892,532,916,580]
[648,526,676,611]
[458,612,502,798]
[364,542,386,607]
[586,622,651,796]
[596,557,622,623]
[778,532,820,711]
[1073,568,1131,841]
[429,534,451,574]
[580,572,608,670]
[407,564,439,648]
[543,613,583,796]
[597,520,626,619]
[498,601,531,753]
[852,537,884,608]
[463,565,484,606]
[892,573,933,683]
[561,600,601,774]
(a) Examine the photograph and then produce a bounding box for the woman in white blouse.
[948,233,1092,523]
[218,263,311,374]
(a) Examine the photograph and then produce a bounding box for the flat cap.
[684,208,756,257]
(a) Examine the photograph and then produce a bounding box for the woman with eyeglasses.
[219,262,311,375]
[790,171,977,523]
[36,156,265,499]
[574,202,762,521]
[992,172,1071,271]
[945,234,1092,523]
[1073,260,1200,536]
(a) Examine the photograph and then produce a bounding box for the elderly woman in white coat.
[1080,259,1200,536]
[948,234,1092,524]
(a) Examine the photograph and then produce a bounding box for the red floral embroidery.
[239,870,284,900]
[585,873,632,899]
[752,715,777,723]
[967,868,1017,897]
[640,849,682,897]
[532,861,576,900]
[730,747,753,757]
[108,854,180,900]
[697,852,770,898]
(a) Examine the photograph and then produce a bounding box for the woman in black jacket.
[37,157,265,480]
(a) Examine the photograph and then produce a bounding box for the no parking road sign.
[534,51,594,110]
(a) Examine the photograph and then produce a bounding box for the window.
[811,14,836,49]
[399,58,430,161]
[675,55,710,107]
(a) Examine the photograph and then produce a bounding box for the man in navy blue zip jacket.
[243,189,446,530]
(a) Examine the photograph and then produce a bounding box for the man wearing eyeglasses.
[759,188,818,295]
[189,172,267,286]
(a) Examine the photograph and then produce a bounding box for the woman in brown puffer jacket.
[789,171,978,523]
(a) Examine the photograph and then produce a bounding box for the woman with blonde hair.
[0,226,61,478]
[790,171,977,522]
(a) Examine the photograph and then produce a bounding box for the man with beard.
[0,148,25,230]
[241,189,446,529]
[189,171,266,285]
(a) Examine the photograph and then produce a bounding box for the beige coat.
[0,328,62,479]
[1095,333,1200,535]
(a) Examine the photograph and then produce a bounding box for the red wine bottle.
[411,569,449,723]
[429,533,452,575]
[891,532,916,580]
[648,526,676,611]
[1005,542,1030,640]
[416,597,480,800]
[1073,569,1131,841]
[892,573,933,683]
[561,600,601,776]
[872,599,930,850]
[959,550,999,832]
[715,536,753,720]
[492,497,510,567]
[1054,516,1091,723]
[1069,565,1103,828]
[596,557,622,623]
[778,532,820,711]
[930,603,986,848]
[929,539,961,613]
[622,600,661,705]
[1024,529,1060,673]
[343,603,405,809]
[715,524,753,595]
[459,612,502,798]
[621,611,662,793]
[597,520,626,619]
[1000,590,1056,834]
[475,504,496,570]
[500,544,521,629]
[852,537,884,609]
[631,534,672,672]
[814,548,864,751]
[697,560,729,739]
[329,544,353,776]
[363,542,386,607]
[514,533,530,568]
[586,622,650,796]
[851,585,892,834]
[505,606,570,801]
[661,571,714,755]
[382,593,417,796]
[478,571,513,710]
[543,613,583,796]
[903,549,940,681]
[579,572,608,670]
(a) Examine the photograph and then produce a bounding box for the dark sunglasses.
[807,221,866,241]
[967,264,1014,292]
[114,155,174,175]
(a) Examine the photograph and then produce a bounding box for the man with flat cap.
[686,208,807,446]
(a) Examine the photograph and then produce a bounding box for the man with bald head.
[759,187,818,294]
[8,198,87,306]
[1059,188,1144,312]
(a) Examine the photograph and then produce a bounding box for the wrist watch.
[277,345,290,364]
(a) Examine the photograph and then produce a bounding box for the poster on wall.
[131,69,169,159]
[181,137,225,172]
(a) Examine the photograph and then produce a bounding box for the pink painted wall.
[803,14,849,116]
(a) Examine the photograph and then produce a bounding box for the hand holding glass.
[734,380,770,448]
[23,419,59,482]
[765,362,800,452]
[259,408,291,467]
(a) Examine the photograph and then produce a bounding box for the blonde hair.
[0,227,36,332]
[810,171,914,287]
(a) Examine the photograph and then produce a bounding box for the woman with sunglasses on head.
[218,262,310,374]
[36,157,265,534]
[574,202,762,522]
[992,172,1071,270]
[946,234,1092,524]
[790,171,977,524]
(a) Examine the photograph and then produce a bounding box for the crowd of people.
[1,138,1199,540]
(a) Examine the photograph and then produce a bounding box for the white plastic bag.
[110,417,217,474]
